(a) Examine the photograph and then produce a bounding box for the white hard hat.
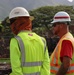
[9,7,30,19]
[51,11,71,23]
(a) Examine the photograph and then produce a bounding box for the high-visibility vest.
[12,31,50,75]
[50,32,74,75]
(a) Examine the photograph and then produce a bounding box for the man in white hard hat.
[9,7,50,75]
[50,11,74,75]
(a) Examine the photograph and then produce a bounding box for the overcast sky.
[0,0,74,20]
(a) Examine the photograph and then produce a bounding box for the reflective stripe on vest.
[15,36,25,66]
[51,65,74,74]
[53,46,58,64]
[22,61,42,67]
[24,72,40,75]
[41,37,46,55]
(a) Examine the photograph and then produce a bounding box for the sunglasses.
[52,23,58,27]
[52,22,62,27]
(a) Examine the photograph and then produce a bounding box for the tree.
[29,6,74,36]
[1,17,13,36]
[1,6,74,37]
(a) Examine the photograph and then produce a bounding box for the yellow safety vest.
[50,32,74,75]
[10,31,50,75]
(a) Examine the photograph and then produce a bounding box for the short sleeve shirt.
[60,40,73,62]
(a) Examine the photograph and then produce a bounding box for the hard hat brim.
[51,19,71,24]
[30,16,34,21]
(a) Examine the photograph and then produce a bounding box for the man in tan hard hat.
[9,7,50,75]
[50,11,74,75]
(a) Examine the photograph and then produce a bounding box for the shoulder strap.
[15,36,25,67]
[41,37,46,55]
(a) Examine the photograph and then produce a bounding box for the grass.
[0,58,10,63]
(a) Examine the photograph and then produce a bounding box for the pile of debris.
[0,62,11,75]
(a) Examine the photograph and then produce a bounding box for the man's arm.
[56,56,71,75]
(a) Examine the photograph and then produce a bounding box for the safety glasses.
[52,23,57,27]
[52,22,63,27]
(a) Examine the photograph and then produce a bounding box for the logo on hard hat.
[14,11,20,14]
